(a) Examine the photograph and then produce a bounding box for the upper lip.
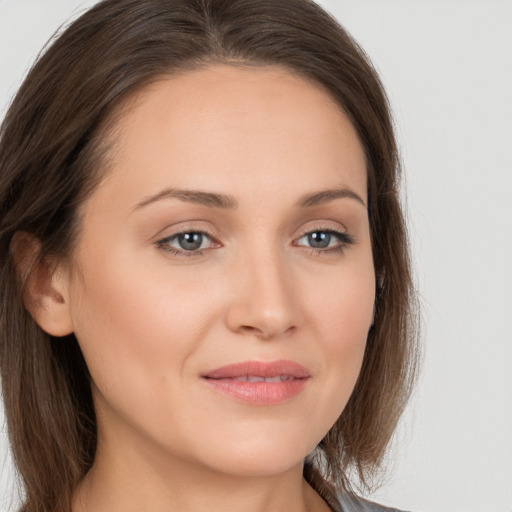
[202,360,311,379]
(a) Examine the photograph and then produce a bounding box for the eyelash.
[156,228,355,258]
[156,229,219,258]
[294,228,355,256]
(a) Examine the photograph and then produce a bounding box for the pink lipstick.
[201,360,310,405]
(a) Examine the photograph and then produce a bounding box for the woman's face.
[63,65,375,477]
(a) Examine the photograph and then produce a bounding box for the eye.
[157,231,216,255]
[295,229,354,253]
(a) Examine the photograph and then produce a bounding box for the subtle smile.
[201,360,311,405]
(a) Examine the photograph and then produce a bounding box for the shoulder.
[337,492,410,512]
[303,463,411,512]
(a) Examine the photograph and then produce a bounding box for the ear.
[11,231,74,337]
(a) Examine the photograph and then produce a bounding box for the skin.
[26,65,375,512]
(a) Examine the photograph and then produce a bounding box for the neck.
[72,428,331,512]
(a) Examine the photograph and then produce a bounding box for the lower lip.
[203,378,309,405]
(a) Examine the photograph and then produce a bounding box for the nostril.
[240,325,266,337]
[239,324,296,340]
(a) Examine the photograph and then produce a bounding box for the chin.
[203,450,306,478]
[185,428,319,478]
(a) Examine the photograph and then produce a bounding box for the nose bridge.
[227,237,297,339]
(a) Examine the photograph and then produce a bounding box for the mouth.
[201,360,311,405]
[217,375,298,382]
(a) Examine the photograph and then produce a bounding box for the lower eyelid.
[161,247,206,258]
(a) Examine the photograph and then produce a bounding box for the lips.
[201,360,310,405]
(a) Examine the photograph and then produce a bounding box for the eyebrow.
[132,186,366,211]
[133,188,238,210]
[296,188,366,208]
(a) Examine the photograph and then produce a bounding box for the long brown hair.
[0,0,419,510]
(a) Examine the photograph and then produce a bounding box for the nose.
[225,248,298,340]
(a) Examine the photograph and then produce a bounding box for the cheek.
[301,256,375,421]
[67,250,219,415]
[304,252,375,346]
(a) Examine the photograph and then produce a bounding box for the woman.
[0,0,418,511]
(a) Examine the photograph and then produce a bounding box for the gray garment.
[312,476,407,512]
[336,492,408,512]
[304,463,408,512]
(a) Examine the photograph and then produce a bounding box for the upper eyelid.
[156,226,347,241]
[155,225,219,242]
[296,225,346,236]
[295,225,350,241]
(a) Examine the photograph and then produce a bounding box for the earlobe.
[10,231,74,337]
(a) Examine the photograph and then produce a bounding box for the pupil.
[178,232,203,251]
[308,231,330,249]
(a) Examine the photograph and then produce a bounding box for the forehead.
[94,64,367,207]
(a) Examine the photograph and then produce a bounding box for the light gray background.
[1,1,511,511]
